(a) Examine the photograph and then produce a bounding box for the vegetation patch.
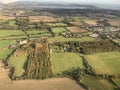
[66,27,87,33]
[85,52,120,75]
[51,53,85,75]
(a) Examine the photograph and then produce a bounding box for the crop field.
[69,21,83,26]
[0,15,15,20]
[107,19,120,26]
[48,36,94,43]
[80,75,116,90]
[66,27,87,33]
[45,22,67,27]
[51,53,85,74]
[84,20,97,25]
[85,52,120,75]
[52,27,67,34]
[8,56,27,77]
[29,16,57,22]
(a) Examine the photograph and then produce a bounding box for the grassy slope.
[85,52,120,75]
[8,56,27,77]
[51,53,84,75]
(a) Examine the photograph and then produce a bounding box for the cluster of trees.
[53,40,120,54]
[25,43,53,79]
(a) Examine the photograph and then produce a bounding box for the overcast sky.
[0,0,120,4]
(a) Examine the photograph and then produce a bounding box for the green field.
[52,27,67,34]
[0,40,15,60]
[9,21,16,26]
[80,75,116,90]
[26,30,52,38]
[8,56,27,77]
[0,30,25,37]
[112,39,120,44]
[51,53,85,74]
[48,36,94,43]
[113,79,120,87]
[85,52,120,75]
[46,22,67,27]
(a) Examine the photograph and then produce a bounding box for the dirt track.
[0,62,85,90]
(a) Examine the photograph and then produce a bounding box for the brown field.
[107,19,120,26]
[69,21,83,26]
[84,20,97,25]
[66,26,87,33]
[29,16,57,22]
[0,15,15,20]
[0,62,85,90]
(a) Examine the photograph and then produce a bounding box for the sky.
[0,0,120,5]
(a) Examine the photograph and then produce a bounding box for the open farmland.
[51,53,85,74]
[66,27,87,33]
[52,27,67,35]
[112,39,120,44]
[26,30,52,38]
[8,56,27,77]
[84,20,97,25]
[80,75,116,90]
[0,15,15,20]
[48,36,94,43]
[0,30,25,38]
[0,78,85,90]
[107,19,120,26]
[45,22,67,27]
[29,16,57,22]
[69,21,83,26]
[113,79,120,87]
[85,52,120,75]
[0,40,15,60]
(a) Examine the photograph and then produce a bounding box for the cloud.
[0,0,19,4]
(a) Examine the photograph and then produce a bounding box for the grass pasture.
[0,40,15,60]
[51,53,85,74]
[113,79,120,87]
[26,30,52,38]
[80,75,116,90]
[9,21,16,26]
[8,56,27,77]
[85,52,120,75]
[52,27,67,35]
[0,30,26,38]
[66,27,87,33]
[48,36,94,43]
